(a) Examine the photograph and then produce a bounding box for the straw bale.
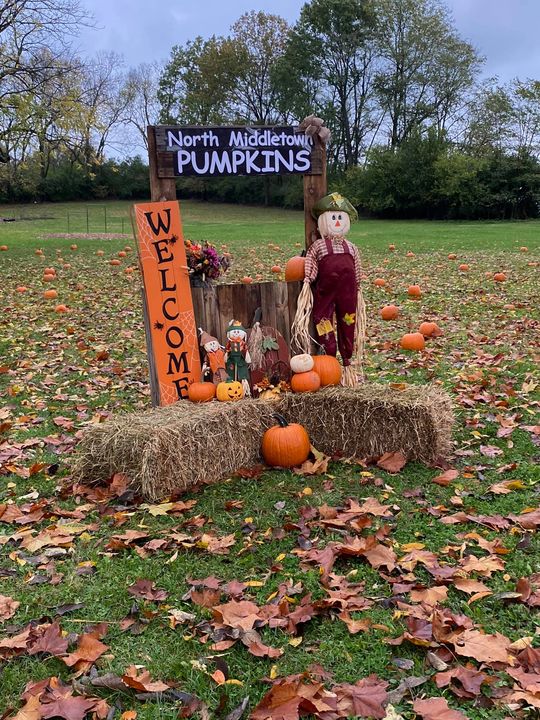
[280,384,454,465]
[73,383,453,501]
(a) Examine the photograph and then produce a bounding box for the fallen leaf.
[376,452,407,473]
[413,696,468,720]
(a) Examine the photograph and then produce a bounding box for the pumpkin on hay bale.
[72,384,454,501]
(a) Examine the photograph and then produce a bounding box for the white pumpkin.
[290,353,314,373]
[317,210,350,238]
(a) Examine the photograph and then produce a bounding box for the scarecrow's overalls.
[312,238,358,366]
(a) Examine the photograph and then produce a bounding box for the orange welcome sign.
[133,201,201,405]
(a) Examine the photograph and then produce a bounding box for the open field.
[1,200,540,719]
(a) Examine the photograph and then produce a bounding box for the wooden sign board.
[153,125,323,178]
[133,201,201,405]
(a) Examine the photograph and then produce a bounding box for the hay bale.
[72,400,278,501]
[73,383,453,501]
[281,384,453,466]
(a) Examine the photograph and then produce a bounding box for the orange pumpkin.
[35,249,43,256]
[419,321,438,337]
[188,382,216,403]
[42,274,55,282]
[493,272,506,282]
[388,244,396,251]
[285,256,305,282]
[312,355,342,386]
[0,245,8,251]
[216,380,244,402]
[124,267,134,274]
[407,285,422,298]
[381,304,399,321]
[262,414,310,468]
[241,276,253,284]
[118,250,127,258]
[400,332,425,351]
[271,265,282,274]
[44,267,56,275]
[110,259,121,266]
[70,244,77,250]
[55,304,68,313]
[448,253,457,260]
[16,286,27,293]
[520,247,528,253]
[291,370,321,393]
[43,289,58,299]
[406,251,415,257]
[374,278,386,287]
[459,264,469,272]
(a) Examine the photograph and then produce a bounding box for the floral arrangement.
[185,240,231,284]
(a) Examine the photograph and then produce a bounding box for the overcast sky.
[77,0,540,82]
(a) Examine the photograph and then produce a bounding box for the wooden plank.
[273,282,290,344]
[147,126,176,200]
[216,284,234,340]
[156,151,175,178]
[202,285,220,340]
[260,282,277,330]
[303,135,327,248]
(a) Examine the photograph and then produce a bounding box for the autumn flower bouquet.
[185,240,231,287]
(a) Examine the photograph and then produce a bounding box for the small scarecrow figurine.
[224,320,252,397]
[292,192,367,386]
[199,328,227,385]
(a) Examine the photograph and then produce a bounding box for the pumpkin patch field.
[1,200,540,720]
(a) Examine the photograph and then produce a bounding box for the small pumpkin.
[388,244,396,251]
[188,381,216,403]
[42,274,55,282]
[16,286,27,293]
[110,259,121,266]
[374,278,386,287]
[312,354,342,386]
[262,413,310,468]
[448,253,457,260]
[118,250,127,258]
[381,304,399,321]
[43,289,58,299]
[70,244,77,250]
[55,304,68,313]
[290,354,314,374]
[0,245,8,251]
[400,332,425,351]
[520,246,528,253]
[418,321,438,337]
[285,256,305,282]
[493,272,506,282]
[459,264,469,272]
[241,276,253,284]
[216,380,244,402]
[291,370,321,393]
[271,265,282,274]
[407,285,421,298]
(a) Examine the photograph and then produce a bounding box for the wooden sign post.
[133,201,201,405]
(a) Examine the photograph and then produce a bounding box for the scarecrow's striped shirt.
[304,236,362,285]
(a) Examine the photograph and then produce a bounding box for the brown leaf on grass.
[0,627,32,657]
[489,479,525,494]
[453,579,492,595]
[199,533,236,554]
[0,594,20,621]
[121,666,171,693]
[376,452,407,473]
[40,695,97,720]
[410,586,448,606]
[241,629,283,659]
[453,628,511,664]
[412,697,468,720]
[28,622,69,656]
[339,613,372,634]
[62,633,108,668]
[293,447,330,476]
[10,696,42,720]
[363,543,397,572]
[509,508,540,529]
[353,497,393,517]
[334,675,389,719]
[459,554,505,576]
[432,469,459,486]
[212,600,262,632]
[435,666,489,698]
[250,678,338,719]
[127,579,168,602]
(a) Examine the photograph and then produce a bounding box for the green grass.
[1,200,539,719]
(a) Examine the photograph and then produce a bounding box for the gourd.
[290,354,314,374]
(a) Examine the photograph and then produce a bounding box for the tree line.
[1,0,539,219]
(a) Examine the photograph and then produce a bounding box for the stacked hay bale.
[73,384,453,501]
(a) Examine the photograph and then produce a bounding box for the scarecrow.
[224,320,252,397]
[199,329,227,385]
[292,192,367,386]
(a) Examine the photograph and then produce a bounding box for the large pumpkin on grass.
[400,332,425,351]
[216,380,244,402]
[312,354,342,386]
[381,304,399,321]
[262,414,310,468]
[188,382,216,403]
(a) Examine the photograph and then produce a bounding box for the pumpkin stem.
[272,413,289,428]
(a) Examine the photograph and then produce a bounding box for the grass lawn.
[1,199,540,719]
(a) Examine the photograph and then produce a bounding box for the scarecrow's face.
[318,210,350,237]
[228,329,246,342]
[205,340,220,353]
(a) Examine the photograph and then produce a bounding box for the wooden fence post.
[303,135,327,249]
[147,125,177,202]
